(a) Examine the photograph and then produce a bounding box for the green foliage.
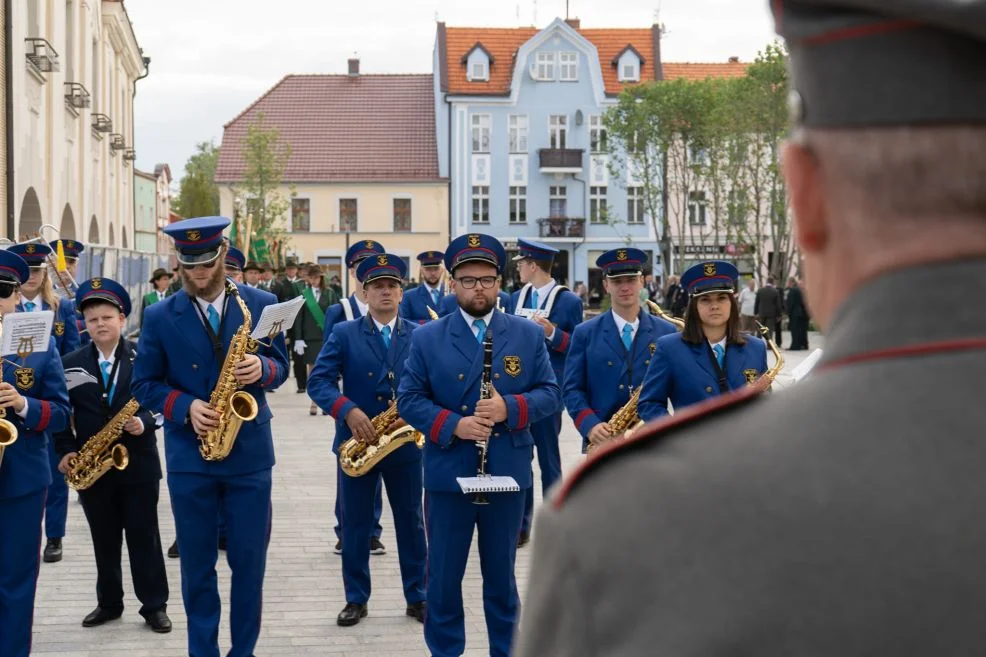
[173,141,220,218]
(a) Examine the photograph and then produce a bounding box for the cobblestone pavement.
[32,336,824,656]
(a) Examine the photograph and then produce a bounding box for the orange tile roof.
[662,62,749,81]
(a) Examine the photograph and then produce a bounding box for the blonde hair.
[39,271,60,310]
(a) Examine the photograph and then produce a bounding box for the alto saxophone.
[339,401,424,477]
[755,320,785,390]
[65,398,139,491]
[0,318,19,472]
[199,282,260,461]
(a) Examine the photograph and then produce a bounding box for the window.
[471,114,491,153]
[728,189,748,226]
[590,186,607,224]
[559,52,578,81]
[509,186,527,224]
[549,186,567,217]
[91,40,99,106]
[589,115,607,153]
[621,62,639,81]
[472,186,490,224]
[27,0,39,35]
[65,0,74,80]
[627,187,645,224]
[536,52,555,80]
[508,115,528,153]
[688,191,708,226]
[470,61,488,81]
[393,198,412,232]
[291,198,310,232]
[689,143,709,166]
[549,115,567,149]
[339,198,358,232]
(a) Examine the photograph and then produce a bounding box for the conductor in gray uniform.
[515,2,986,656]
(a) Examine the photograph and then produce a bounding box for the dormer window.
[470,60,488,82]
[613,45,645,83]
[621,60,639,82]
[462,42,493,82]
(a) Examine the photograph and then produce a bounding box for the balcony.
[25,38,59,74]
[123,148,137,162]
[91,113,113,133]
[109,133,126,152]
[64,82,91,109]
[537,217,585,239]
[538,148,584,173]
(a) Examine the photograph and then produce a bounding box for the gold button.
[494,373,500,379]
[645,360,650,366]
[458,373,464,380]
[618,384,624,390]
[461,405,468,412]
[705,386,713,393]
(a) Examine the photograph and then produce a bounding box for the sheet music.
[514,308,548,321]
[250,296,305,340]
[456,475,520,494]
[1,311,53,356]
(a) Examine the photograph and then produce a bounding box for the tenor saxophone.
[199,282,260,461]
[65,398,139,491]
[0,318,19,472]
[339,401,424,477]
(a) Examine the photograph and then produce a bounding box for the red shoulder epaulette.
[553,377,770,509]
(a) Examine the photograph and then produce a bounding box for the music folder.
[456,475,520,495]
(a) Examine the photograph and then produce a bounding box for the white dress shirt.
[459,308,494,341]
[611,310,641,343]
[371,315,398,335]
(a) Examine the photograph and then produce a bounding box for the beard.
[423,271,442,286]
[459,292,495,318]
[181,261,228,301]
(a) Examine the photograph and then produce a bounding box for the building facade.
[13,0,147,245]
[215,63,448,296]
[153,162,172,254]
[133,168,155,251]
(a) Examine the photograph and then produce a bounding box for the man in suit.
[132,216,289,657]
[309,253,427,627]
[243,261,262,289]
[754,275,783,345]
[509,239,583,546]
[55,278,171,633]
[258,263,275,292]
[563,248,678,453]
[514,2,986,655]
[398,232,561,657]
[785,277,810,350]
[321,240,388,555]
[141,268,172,328]
[0,248,72,657]
[399,250,446,323]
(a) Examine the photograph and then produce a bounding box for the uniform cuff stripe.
[329,397,350,420]
[555,331,570,352]
[263,357,277,387]
[37,401,51,432]
[164,390,181,421]
[513,395,528,429]
[574,409,594,429]
[431,409,451,444]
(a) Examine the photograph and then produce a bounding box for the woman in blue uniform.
[637,260,768,422]
[0,248,72,657]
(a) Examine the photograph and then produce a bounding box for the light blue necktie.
[621,323,633,351]
[531,290,540,310]
[100,360,114,401]
[713,343,725,368]
[473,319,486,344]
[206,305,220,334]
[24,301,35,312]
[381,325,392,350]
[431,289,439,306]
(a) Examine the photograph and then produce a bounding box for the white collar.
[371,314,398,335]
[459,307,494,333]
[529,279,556,307]
[424,282,442,295]
[611,309,640,336]
[195,287,227,315]
[354,294,368,316]
[708,336,727,351]
[21,294,41,309]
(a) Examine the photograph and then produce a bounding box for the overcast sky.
[128,0,778,182]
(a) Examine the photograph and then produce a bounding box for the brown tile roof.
[215,74,441,184]
[440,24,660,96]
[661,62,749,81]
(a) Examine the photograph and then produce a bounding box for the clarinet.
[473,327,494,505]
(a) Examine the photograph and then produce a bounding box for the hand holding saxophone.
[475,385,507,424]
[588,422,614,447]
[190,399,221,436]
[345,407,377,445]
[57,452,77,474]
[234,354,263,386]
[123,417,144,436]
[0,382,25,413]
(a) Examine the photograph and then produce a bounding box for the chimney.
[348,57,360,77]
[565,17,581,29]
[728,56,739,63]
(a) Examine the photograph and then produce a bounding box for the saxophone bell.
[0,420,17,472]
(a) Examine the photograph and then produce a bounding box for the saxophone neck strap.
[94,339,126,411]
[192,289,232,358]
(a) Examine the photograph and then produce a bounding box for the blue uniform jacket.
[0,340,72,499]
[308,315,420,463]
[637,332,768,422]
[564,310,678,445]
[439,291,513,317]
[397,310,561,493]
[18,298,80,357]
[399,284,445,324]
[322,294,364,348]
[131,284,290,476]
[511,284,584,384]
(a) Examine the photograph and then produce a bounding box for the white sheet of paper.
[2,311,53,356]
[514,308,548,321]
[250,296,305,341]
[456,475,521,494]
[791,348,824,383]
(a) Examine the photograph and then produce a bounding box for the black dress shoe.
[406,601,426,623]
[167,540,179,558]
[82,606,123,627]
[144,609,172,633]
[336,602,367,627]
[517,531,531,548]
[43,538,62,563]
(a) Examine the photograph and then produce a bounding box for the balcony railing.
[91,113,113,132]
[537,217,585,239]
[109,133,126,151]
[64,82,91,109]
[538,148,584,172]
[123,148,137,162]
[25,38,59,74]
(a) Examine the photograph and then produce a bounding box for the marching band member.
[399,250,446,323]
[637,260,767,422]
[225,245,246,283]
[55,278,171,633]
[563,248,678,453]
[397,233,561,657]
[51,239,87,345]
[308,253,427,627]
[0,248,71,657]
[438,288,514,316]
[8,241,81,564]
[322,240,387,555]
[509,239,583,546]
[132,216,289,657]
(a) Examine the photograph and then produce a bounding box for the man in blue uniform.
[563,248,678,453]
[309,253,427,627]
[132,216,289,657]
[8,241,81,563]
[0,248,72,657]
[399,250,446,323]
[438,288,513,316]
[322,240,387,555]
[509,239,583,545]
[637,260,767,422]
[225,246,246,283]
[398,232,561,657]
[55,278,171,633]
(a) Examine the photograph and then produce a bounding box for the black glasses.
[181,259,219,271]
[0,281,20,299]
[455,276,498,289]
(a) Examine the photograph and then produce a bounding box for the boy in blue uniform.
[638,260,767,422]
[398,233,561,657]
[509,239,583,545]
[132,216,290,657]
[564,248,678,452]
[0,248,72,657]
[322,240,388,555]
[309,253,427,627]
[8,241,81,563]
[399,250,447,323]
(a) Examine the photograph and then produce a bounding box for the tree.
[173,141,220,218]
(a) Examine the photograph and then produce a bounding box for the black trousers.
[774,317,784,348]
[79,477,169,616]
[788,316,810,349]
[292,350,308,391]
